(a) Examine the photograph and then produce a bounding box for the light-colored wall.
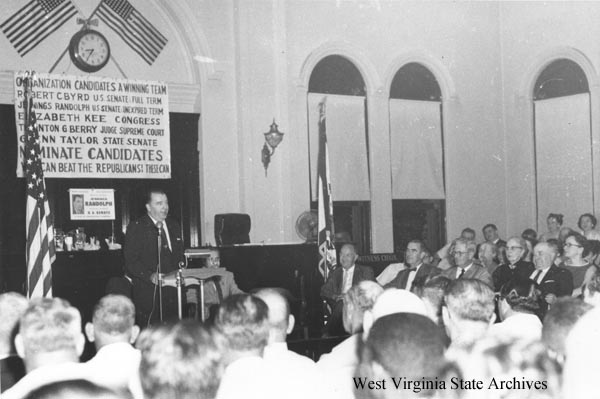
[4,0,600,250]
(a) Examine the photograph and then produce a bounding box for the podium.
[162,268,228,320]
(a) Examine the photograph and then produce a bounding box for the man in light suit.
[124,189,184,326]
[442,238,493,288]
[321,243,375,335]
[385,240,440,292]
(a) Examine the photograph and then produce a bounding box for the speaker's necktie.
[157,222,170,252]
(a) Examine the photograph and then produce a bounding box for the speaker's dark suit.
[492,260,535,292]
[384,263,440,291]
[532,265,573,316]
[320,264,375,335]
[124,215,184,325]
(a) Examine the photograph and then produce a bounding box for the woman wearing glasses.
[560,233,595,297]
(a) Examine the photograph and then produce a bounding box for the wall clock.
[69,29,110,73]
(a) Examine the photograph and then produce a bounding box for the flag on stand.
[23,87,55,298]
[0,0,77,57]
[317,98,337,280]
[96,0,168,65]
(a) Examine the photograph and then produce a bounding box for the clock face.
[69,30,110,73]
[77,32,109,66]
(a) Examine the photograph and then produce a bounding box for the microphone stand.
[157,223,163,322]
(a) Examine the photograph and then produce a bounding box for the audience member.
[439,338,562,399]
[442,279,495,351]
[578,212,598,239]
[321,243,375,335]
[488,277,541,341]
[482,223,507,257]
[84,295,141,397]
[441,238,493,288]
[355,313,446,399]
[492,236,534,292]
[23,379,126,399]
[521,228,538,262]
[563,306,600,398]
[376,251,406,286]
[583,267,600,306]
[253,288,316,374]
[541,297,591,366]
[4,298,87,399]
[530,241,573,317]
[478,242,499,277]
[317,281,383,371]
[137,320,222,399]
[0,293,28,393]
[385,240,440,292]
[559,232,595,297]
[414,275,452,327]
[435,228,475,270]
[539,213,563,242]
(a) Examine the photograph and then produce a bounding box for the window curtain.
[389,99,444,199]
[534,93,593,229]
[308,93,370,201]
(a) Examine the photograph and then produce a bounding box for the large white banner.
[14,72,170,178]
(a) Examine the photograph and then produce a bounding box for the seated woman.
[521,228,538,262]
[560,233,595,297]
[578,212,600,240]
[488,277,542,342]
[538,213,563,242]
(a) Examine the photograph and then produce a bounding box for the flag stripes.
[317,97,336,279]
[24,91,55,298]
[97,0,167,65]
[1,0,77,57]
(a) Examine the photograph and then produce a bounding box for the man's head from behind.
[442,279,495,344]
[356,313,446,399]
[85,295,139,350]
[0,292,28,357]
[253,288,294,343]
[542,297,592,362]
[137,321,223,399]
[16,298,84,372]
[214,294,269,354]
[342,281,384,334]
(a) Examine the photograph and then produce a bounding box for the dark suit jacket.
[124,215,184,323]
[442,263,494,288]
[492,260,535,292]
[385,263,440,291]
[534,265,574,298]
[320,264,375,302]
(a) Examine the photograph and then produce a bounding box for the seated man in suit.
[385,240,440,292]
[530,241,573,317]
[442,238,493,288]
[321,243,375,335]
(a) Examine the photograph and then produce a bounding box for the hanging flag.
[0,0,77,57]
[317,97,337,279]
[96,0,168,65]
[23,79,55,298]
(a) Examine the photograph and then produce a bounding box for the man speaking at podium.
[124,189,184,325]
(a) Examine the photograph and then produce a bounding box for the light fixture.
[261,119,284,176]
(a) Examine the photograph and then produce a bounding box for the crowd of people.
[1,211,599,398]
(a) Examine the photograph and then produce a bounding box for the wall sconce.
[261,119,284,176]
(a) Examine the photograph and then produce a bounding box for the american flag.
[0,0,77,57]
[23,87,55,298]
[317,98,337,279]
[96,0,168,65]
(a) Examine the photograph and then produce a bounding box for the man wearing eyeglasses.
[441,238,493,288]
[531,242,573,316]
[492,237,535,292]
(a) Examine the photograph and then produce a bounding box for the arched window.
[533,59,592,230]
[307,55,370,252]
[389,63,445,252]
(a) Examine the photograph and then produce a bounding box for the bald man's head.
[253,288,294,343]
